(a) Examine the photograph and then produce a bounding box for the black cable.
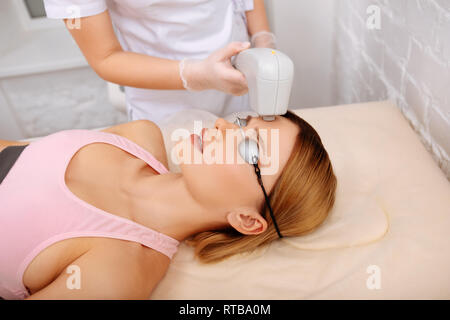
[253,164,283,238]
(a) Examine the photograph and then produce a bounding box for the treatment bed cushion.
[160,107,389,251]
[151,100,450,299]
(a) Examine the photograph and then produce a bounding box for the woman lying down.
[0,111,337,300]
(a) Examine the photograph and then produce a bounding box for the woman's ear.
[226,208,267,235]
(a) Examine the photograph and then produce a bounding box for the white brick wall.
[0,67,127,140]
[0,0,127,140]
[268,0,336,108]
[334,0,450,179]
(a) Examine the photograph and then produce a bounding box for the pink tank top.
[0,129,179,300]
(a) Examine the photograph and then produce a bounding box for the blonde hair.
[185,110,337,263]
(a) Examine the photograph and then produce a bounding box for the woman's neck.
[125,171,228,242]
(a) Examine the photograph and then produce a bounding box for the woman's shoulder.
[101,120,169,170]
[101,119,162,139]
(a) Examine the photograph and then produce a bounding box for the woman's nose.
[214,118,233,130]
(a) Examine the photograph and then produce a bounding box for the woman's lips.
[190,128,208,153]
[201,127,207,142]
[190,133,202,153]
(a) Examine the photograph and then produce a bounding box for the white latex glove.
[179,41,251,96]
[250,31,277,49]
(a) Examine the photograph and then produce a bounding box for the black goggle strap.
[253,164,283,238]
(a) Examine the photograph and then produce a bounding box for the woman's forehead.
[250,115,299,144]
[249,115,286,128]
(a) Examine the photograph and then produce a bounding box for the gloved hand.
[250,31,277,49]
[179,41,251,96]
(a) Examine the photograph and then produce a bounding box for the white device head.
[234,48,294,121]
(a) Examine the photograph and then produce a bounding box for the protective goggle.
[233,115,283,238]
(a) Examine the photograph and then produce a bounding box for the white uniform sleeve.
[232,0,254,12]
[43,0,107,19]
[243,0,254,11]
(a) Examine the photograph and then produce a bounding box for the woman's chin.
[174,136,204,167]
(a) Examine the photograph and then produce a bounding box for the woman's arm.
[0,140,29,153]
[66,11,184,90]
[0,140,29,147]
[245,0,272,36]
